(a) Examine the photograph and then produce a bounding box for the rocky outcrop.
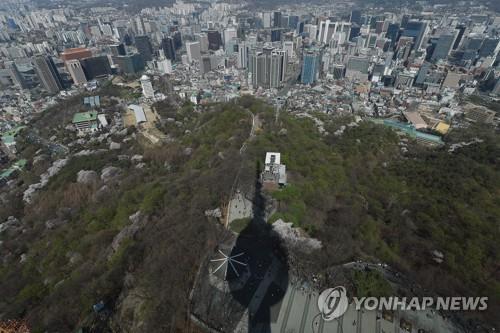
[77,170,99,185]
[23,158,69,203]
[109,142,121,150]
[272,219,322,254]
[0,216,21,236]
[108,211,144,259]
[101,166,121,183]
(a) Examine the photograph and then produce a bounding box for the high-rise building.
[271,29,282,42]
[318,20,336,44]
[135,17,145,35]
[350,10,362,25]
[396,37,414,61]
[479,38,499,58]
[207,30,222,50]
[386,23,400,47]
[301,50,320,84]
[288,16,299,29]
[332,64,345,79]
[249,48,287,89]
[430,32,457,62]
[186,41,201,63]
[330,22,351,47]
[270,50,287,88]
[135,35,153,62]
[7,61,27,89]
[263,12,272,28]
[112,54,145,74]
[401,21,427,50]
[196,33,209,52]
[140,75,154,98]
[237,42,249,69]
[464,37,483,51]
[161,37,176,61]
[224,27,237,47]
[349,25,361,42]
[273,11,282,28]
[304,24,318,41]
[173,31,182,50]
[452,25,466,50]
[66,59,87,85]
[283,41,294,59]
[33,55,64,94]
[345,56,370,81]
[201,56,212,74]
[110,43,127,56]
[80,56,112,79]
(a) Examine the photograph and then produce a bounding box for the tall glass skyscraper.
[401,21,427,50]
[301,50,320,84]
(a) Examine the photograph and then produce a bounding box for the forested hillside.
[0,96,499,331]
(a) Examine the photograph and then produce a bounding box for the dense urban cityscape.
[0,0,499,331]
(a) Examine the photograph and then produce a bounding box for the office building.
[350,10,362,25]
[332,64,345,79]
[318,20,336,44]
[186,41,201,63]
[135,35,153,62]
[224,27,237,47]
[273,11,282,28]
[201,56,212,74]
[288,16,299,29]
[161,37,176,61]
[453,25,466,50]
[66,59,87,85]
[237,42,249,69]
[283,41,294,59]
[112,54,145,74]
[479,38,499,58]
[345,56,370,81]
[80,56,112,79]
[430,32,457,62]
[110,43,127,56]
[386,23,400,47]
[271,29,281,42]
[173,31,182,50]
[7,61,27,89]
[33,55,64,94]
[207,30,223,50]
[196,33,209,52]
[301,50,320,84]
[401,21,427,50]
[263,12,272,28]
[349,25,361,42]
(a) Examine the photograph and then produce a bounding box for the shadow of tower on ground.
[227,161,289,333]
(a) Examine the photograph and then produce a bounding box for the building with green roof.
[72,111,99,133]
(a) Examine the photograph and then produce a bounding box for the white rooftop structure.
[262,152,286,187]
[128,104,147,124]
[140,75,154,99]
[265,152,281,166]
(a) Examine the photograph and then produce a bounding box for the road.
[226,109,257,227]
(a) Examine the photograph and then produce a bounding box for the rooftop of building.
[72,111,98,123]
